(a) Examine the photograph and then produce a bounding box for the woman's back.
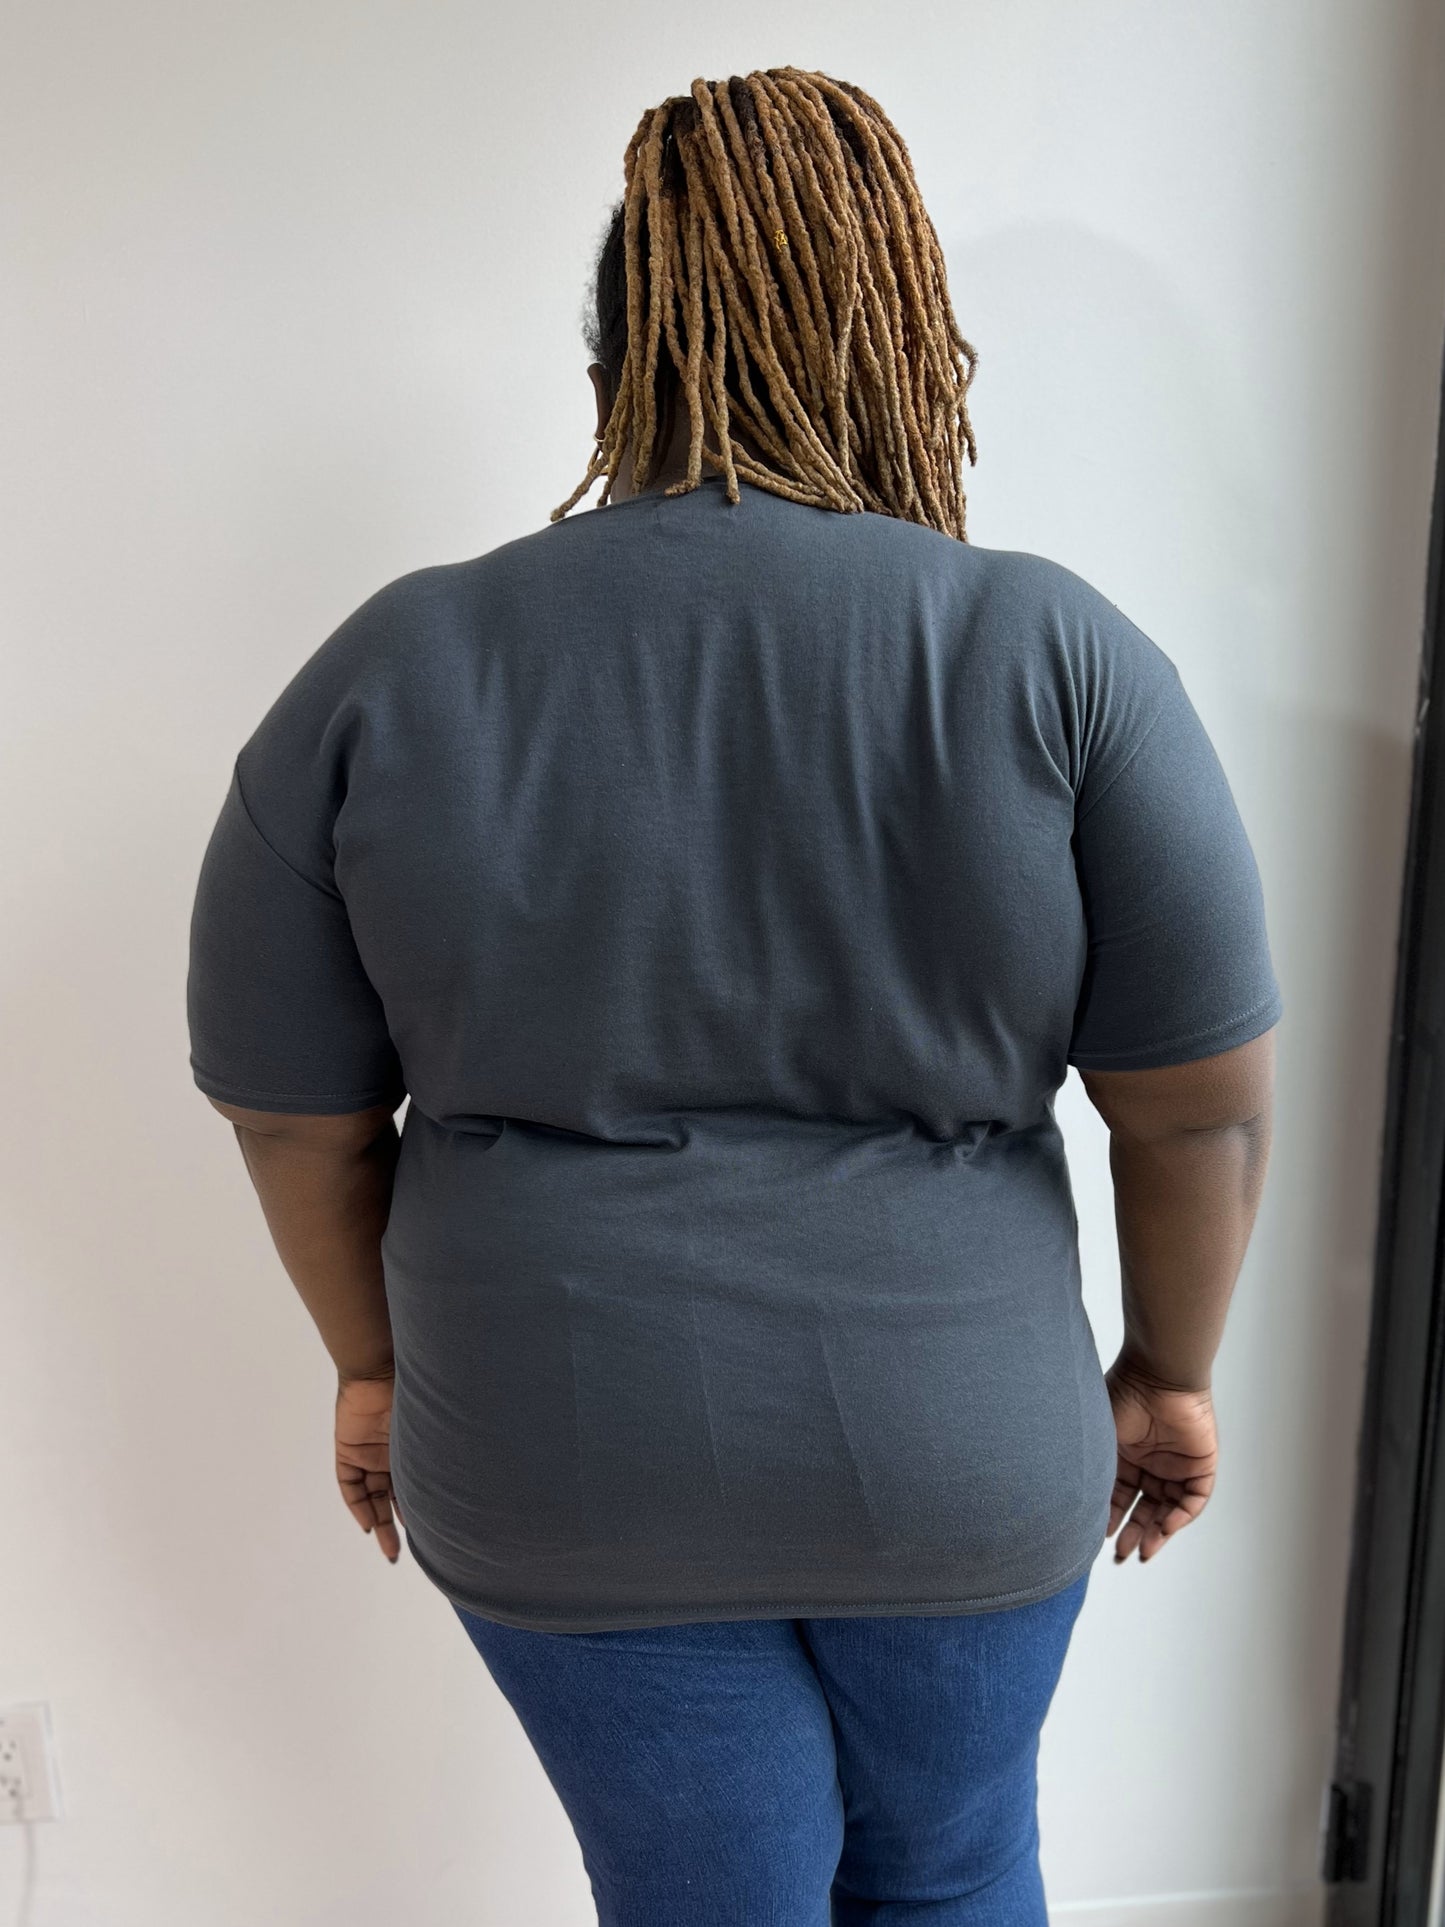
[188,470,1282,1631]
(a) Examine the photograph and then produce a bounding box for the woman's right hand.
[336,1370,404,1564]
[1104,1355,1218,1564]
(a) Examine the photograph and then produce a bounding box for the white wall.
[3,3,1443,1922]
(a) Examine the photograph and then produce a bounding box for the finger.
[1128,1490,1176,1551]
[365,1471,393,1526]
[1113,1482,1178,1561]
[1114,1464,1214,1552]
[1108,1469,1141,1535]
[364,1473,401,1562]
[343,1490,378,1534]
[1127,1493,1204,1561]
[1112,1489,1149,1562]
[340,1458,403,1563]
[1146,1495,1208,1552]
[337,1460,379,1533]
[1120,1504,1167,1560]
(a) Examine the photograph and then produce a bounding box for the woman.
[187,67,1281,1927]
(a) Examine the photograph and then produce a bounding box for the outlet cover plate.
[0,1703,62,1823]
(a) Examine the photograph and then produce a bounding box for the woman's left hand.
[335,1371,403,1563]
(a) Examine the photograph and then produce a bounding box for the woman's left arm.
[206,1097,404,1562]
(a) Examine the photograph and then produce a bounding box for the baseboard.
[1052,1886,1326,1927]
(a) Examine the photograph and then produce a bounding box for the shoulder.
[235,544,514,749]
[949,542,1162,644]
[898,541,1188,795]
[845,517,1163,643]
[951,543,1183,710]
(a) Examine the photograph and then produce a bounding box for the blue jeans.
[453,1570,1089,1926]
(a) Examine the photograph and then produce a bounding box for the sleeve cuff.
[191,1061,406,1115]
[1068,987,1283,1073]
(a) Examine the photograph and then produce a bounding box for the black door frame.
[1325,336,1445,1922]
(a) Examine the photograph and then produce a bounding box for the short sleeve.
[1067,667,1283,1072]
[186,760,406,1115]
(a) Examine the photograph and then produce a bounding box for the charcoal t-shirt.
[187,473,1283,1632]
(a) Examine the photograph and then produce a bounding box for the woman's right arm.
[1076,1026,1278,1561]
[1038,573,1284,1556]
[1079,1027,1277,1394]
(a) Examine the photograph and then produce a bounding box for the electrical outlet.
[0,1704,61,1823]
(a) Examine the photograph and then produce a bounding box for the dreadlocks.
[551,67,980,540]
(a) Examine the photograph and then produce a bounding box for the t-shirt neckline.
[595,473,741,513]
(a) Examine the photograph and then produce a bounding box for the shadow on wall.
[943,217,1425,1897]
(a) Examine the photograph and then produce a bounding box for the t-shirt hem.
[190,1061,404,1115]
[410,1531,1105,1634]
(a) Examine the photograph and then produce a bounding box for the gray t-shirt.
[187,473,1283,1632]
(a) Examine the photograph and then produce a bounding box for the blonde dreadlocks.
[550,67,980,540]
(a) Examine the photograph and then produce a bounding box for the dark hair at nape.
[583,198,627,396]
[582,195,682,424]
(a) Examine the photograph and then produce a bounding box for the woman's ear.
[587,362,612,440]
